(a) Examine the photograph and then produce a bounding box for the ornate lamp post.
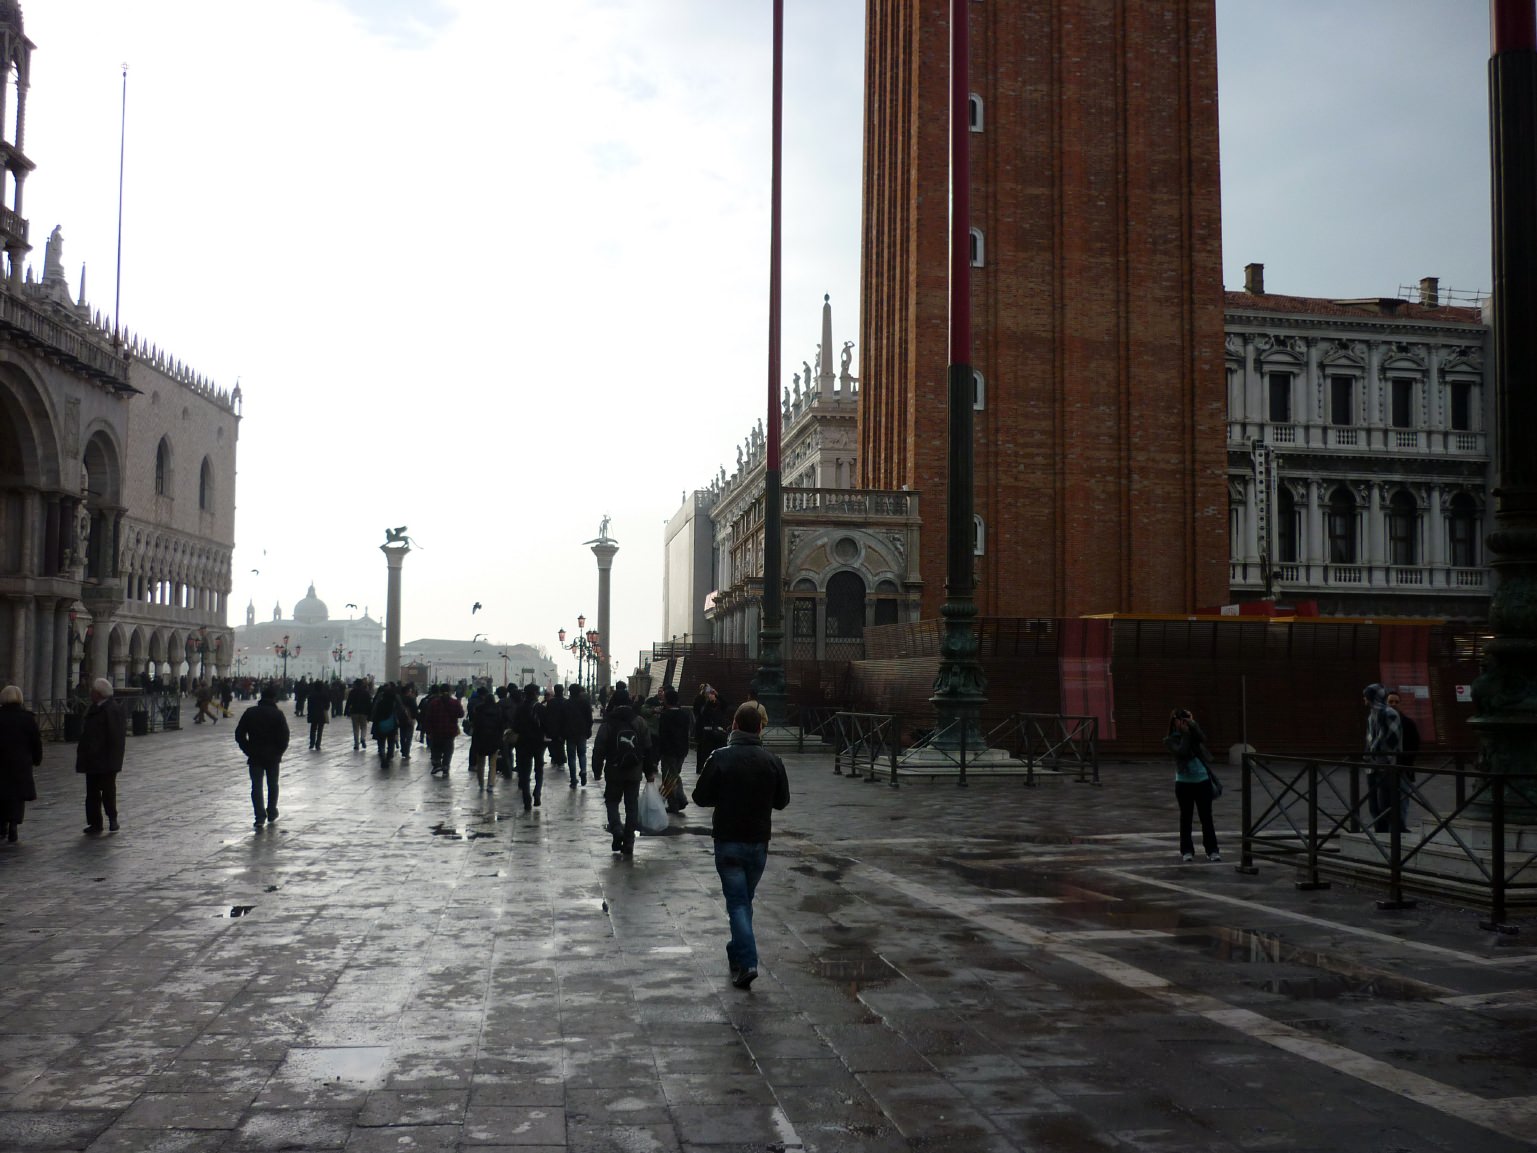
[331,642,352,681]
[273,634,299,697]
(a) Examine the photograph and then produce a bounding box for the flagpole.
[114,63,126,340]
[752,0,787,725]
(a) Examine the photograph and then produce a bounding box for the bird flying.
[472,602,482,614]
[250,569,260,574]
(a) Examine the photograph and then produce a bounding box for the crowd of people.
[2,674,793,989]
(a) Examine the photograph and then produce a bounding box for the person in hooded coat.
[0,685,42,842]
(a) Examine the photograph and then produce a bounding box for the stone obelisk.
[380,531,411,682]
[585,517,619,694]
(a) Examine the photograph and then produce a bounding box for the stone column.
[33,597,54,705]
[52,605,71,700]
[380,542,410,683]
[590,537,619,693]
[8,597,30,700]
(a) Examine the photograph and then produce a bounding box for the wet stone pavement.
[2,705,1535,1152]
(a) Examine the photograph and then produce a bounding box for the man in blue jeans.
[691,702,791,989]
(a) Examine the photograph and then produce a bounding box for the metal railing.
[987,713,1100,785]
[829,712,902,784]
[1239,751,1537,930]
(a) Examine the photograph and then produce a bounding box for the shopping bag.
[637,780,670,833]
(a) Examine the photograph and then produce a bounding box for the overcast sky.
[18,1,1493,682]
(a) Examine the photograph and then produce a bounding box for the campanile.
[858,0,1228,617]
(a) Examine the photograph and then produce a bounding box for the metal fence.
[1239,751,1537,930]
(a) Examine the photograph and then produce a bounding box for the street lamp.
[498,650,509,685]
[273,634,300,697]
[331,642,352,681]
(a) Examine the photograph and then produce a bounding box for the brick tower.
[858,0,1228,618]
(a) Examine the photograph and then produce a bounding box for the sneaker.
[83,825,102,835]
[1207,852,1222,862]
[253,820,264,832]
[108,819,119,831]
[732,967,758,990]
[1181,853,1194,863]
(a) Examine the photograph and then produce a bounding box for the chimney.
[1244,262,1265,295]
[1419,276,1440,307]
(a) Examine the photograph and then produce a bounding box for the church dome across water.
[292,583,329,624]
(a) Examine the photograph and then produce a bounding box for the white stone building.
[0,6,238,703]
[232,587,383,683]
[1225,266,1491,618]
[667,296,923,660]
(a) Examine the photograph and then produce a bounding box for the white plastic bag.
[637,780,670,833]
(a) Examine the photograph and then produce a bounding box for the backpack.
[614,722,643,775]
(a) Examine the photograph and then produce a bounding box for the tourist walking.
[1364,683,1405,833]
[193,682,220,724]
[694,684,729,775]
[1386,689,1420,832]
[513,683,548,811]
[656,686,691,813]
[549,685,569,782]
[0,684,42,843]
[307,679,330,749]
[691,702,791,988]
[1163,707,1219,863]
[466,687,503,792]
[601,702,654,856]
[76,678,126,835]
[422,684,464,775]
[398,684,418,762]
[235,684,291,831]
[345,679,373,750]
[371,682,405,767]
[564,684,593,786]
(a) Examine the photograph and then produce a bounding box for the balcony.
[1230,561,1490,597]
[1228,421,1487,458]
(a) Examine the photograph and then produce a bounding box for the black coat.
[0,702,42,802]
[75,698,126,775]
[656,707,692,758]
[566,692,594,739]
[235,701,291,766]
[691,731,790,842]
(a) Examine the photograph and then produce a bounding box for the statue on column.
[70,501,91,580]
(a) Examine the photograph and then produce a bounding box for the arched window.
[969,227,984,268]
[968,93,983,132]
[198,457,213,511]
[974,515,986,556]
[1449,493,1479,568]
[1388,490,1418,566]
[1327,487,1356,564]
[825,571,867,641]
[1277,486,1298,564]
[972,369,985,411]
[154,438,171,496]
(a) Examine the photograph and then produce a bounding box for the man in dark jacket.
[601,703,654,856]
[513,683,548,811]
[691,702,790,989]
[76,678,127,835]
[422,684,465,774]
[345,680,373,750]
[656,686,692,813]
[235,684,291,831]
[0,684,43,842]
[565,684,593,786]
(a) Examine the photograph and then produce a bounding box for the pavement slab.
[1,707,1535,1151]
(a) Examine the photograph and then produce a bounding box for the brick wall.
[859,0,1227,618]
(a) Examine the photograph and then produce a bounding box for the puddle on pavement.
[429,822,495,841]
[216,905,256,918]
[810,950,898,994]
[282,1045,391,1087]
[1193,926,1442,1001]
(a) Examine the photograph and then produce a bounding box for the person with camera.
[1162,707,1219,863]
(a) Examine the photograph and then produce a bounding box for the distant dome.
[293,583,329,624]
